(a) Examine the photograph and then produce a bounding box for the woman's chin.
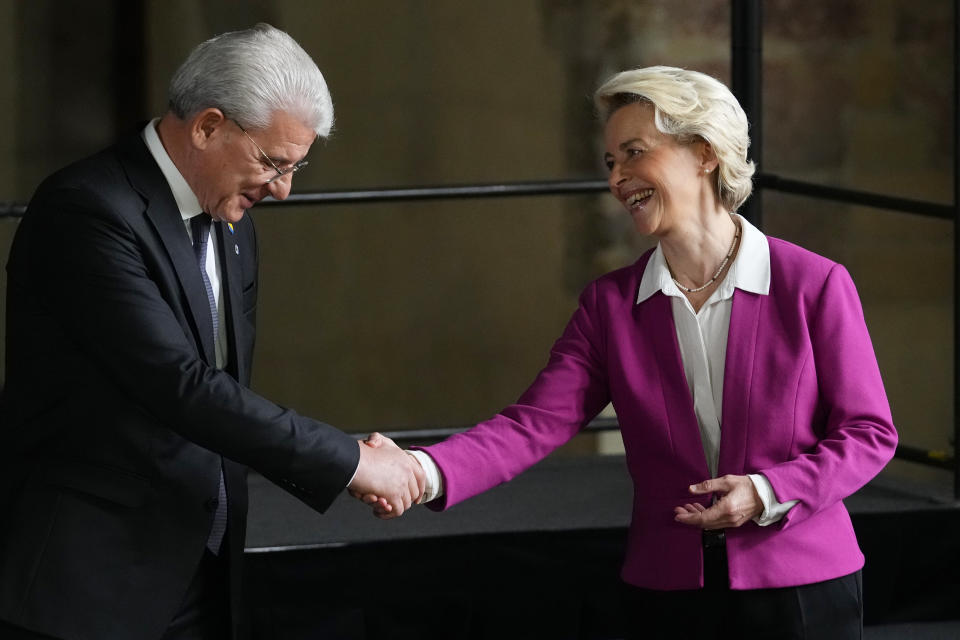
[630,208,660,236]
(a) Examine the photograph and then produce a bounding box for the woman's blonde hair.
[594,66,755,212]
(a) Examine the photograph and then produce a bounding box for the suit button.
[204,498,219,512]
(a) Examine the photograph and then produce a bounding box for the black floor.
[244,455,960,639]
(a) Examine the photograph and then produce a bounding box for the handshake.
[346,432,428,519]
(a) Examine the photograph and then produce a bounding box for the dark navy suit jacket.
[0,131,359,639]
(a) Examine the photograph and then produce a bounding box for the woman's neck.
[660,209,739,288]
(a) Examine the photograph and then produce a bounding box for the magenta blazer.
[420,236,897,590]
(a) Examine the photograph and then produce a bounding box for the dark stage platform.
[244,454,960,639]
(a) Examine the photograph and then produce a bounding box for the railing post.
[731,0,763,229]
[953,0,960,500]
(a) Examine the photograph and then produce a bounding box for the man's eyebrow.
[266,151,306,167]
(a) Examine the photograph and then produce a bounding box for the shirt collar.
[142,118,203,222]
[636,213,770,304]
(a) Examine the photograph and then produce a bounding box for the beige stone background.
[0,0,953,486]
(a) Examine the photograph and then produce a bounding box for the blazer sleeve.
[760,264,898,529]
[418,280,611,510]
[20,182,358,513]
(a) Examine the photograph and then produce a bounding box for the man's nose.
[267,173,293,200]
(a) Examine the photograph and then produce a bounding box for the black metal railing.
[363,418,957,475]
[1,173,957,486]
[952,0,960,501]
[0,202,25,219]
[1,174,954,220]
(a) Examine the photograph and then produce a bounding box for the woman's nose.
[608,164,626,190]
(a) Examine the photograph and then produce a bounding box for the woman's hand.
[674,475,763,529]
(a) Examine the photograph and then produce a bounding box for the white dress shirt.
[412,214,797,525]
[142,120,361,487]
[142,119,227,369]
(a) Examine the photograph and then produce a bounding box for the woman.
[362,66,897,639]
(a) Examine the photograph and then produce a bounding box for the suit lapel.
[717,288,763,475]
[215,221,246,382]
[639,293,711,478]
[147,202,217,366]
[116,133,217,366]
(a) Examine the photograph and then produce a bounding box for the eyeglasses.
[233,119,308,184]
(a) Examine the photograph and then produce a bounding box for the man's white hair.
[168,23,333,138]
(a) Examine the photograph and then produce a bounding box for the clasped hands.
[346,432,425,519]
[674,474,764,529]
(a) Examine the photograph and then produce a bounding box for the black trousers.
[0,620,60,639]
[0,547,229,640]
[162,548,231,640]
[0,550,230,640]
[622,532,863,640]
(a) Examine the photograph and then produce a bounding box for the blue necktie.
[191,214,228,555]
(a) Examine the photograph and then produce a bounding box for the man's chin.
[211,208,247,224]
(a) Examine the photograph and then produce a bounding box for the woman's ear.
[699,140,719,174]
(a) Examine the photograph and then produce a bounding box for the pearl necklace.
[670,219,741,294]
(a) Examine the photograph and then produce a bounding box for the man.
[0,24,422,640]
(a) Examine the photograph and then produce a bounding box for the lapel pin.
[227,222,235,235]
[234,244,239,255]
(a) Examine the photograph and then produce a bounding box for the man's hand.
[674,474,763,529]
[347,432,424,519]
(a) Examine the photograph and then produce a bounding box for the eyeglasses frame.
[232,119,308,184]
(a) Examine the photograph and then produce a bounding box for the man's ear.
[189,108,228,150]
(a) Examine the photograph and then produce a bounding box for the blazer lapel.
[146,202,217,366]
[117,133,217,365]
[717,289,763,475]
[215,221,246,383]
[639,293,711,478]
